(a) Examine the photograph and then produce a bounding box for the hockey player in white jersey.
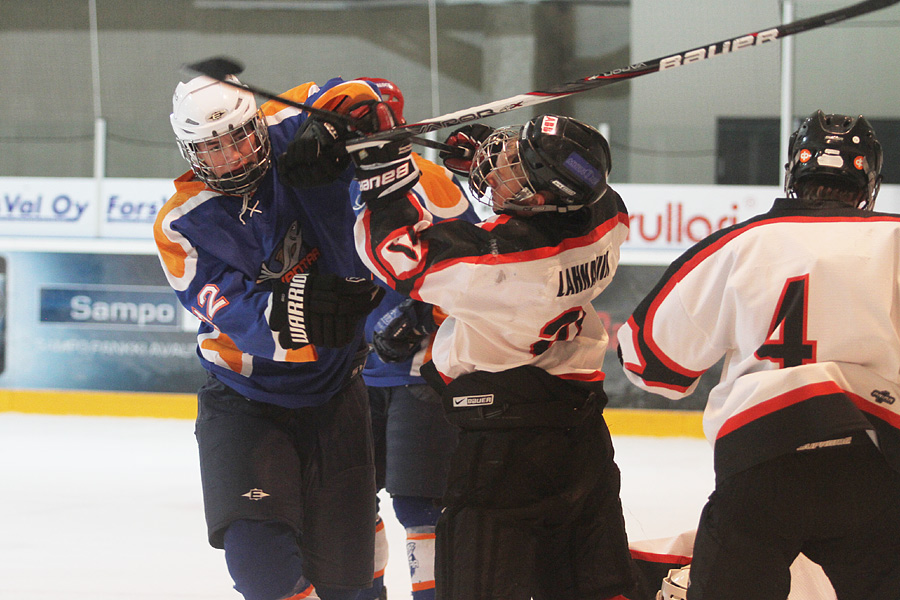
[617,111,900,599]
[340,106,636,600]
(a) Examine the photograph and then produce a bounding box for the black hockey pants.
[424,365,635,600]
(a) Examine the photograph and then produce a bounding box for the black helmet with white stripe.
[469,115,611,214]
[785,110,882,210]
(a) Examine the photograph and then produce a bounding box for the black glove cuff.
[277,117,353,189]
[356,154,420,203]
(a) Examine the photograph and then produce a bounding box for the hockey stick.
[344,0,900,149]
[181,57,457,154]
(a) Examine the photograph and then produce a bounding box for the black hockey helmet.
[469,114,611,213]
[785,110,882,210]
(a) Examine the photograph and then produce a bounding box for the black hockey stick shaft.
[181,57,457,154]
[346,0,899,148]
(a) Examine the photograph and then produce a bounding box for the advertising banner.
[0,249,204,394]
[0,178,99,237]
[0,177,173,238]
[99,178,174,239]
[2,177,899,247]
[0,246,706,410]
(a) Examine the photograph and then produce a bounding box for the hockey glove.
[372,298,437,363]
[345,100,420,204]
[269,272,385,349]
[439,124,495,177]
[277,116,352,189]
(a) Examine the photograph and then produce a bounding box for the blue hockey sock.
[224,519,309,600]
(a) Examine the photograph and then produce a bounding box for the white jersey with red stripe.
[355,186,630,382]
[617,197,900,479]
[357,154,481,387]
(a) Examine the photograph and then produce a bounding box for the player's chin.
[532,192,550,206]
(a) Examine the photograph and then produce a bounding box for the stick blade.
[181,56,245,81]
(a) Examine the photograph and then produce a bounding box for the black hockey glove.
[277,116,351,189]
[439,124,495,177]
[269,272,385,349]
[345,100,420,204]
[371,297,437,363]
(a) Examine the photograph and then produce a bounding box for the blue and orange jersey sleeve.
[153,171,206,292]
[153,174,319,366]
[260,79,381,119]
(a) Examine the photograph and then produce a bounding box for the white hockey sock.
[406,525,436,600]
[375,515,389,581]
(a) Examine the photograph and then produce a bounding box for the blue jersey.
[155,78,380,407]
[355,154,480,388]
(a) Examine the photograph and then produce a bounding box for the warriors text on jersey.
[617,197,900,479]
[355,186,630,382]
[154,78,380,407]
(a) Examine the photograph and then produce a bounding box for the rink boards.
[4,181,899,436]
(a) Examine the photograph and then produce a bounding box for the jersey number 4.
[755,274,817,368]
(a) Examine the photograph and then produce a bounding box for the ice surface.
[0,414,714,599]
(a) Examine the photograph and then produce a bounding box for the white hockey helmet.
[656,565,690,600]
[170,75,271,195]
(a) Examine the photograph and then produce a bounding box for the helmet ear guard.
[784,110,883,210]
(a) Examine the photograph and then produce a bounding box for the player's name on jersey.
[557,251,611,297]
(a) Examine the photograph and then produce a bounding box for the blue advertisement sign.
[0,250,204,393]
[40,285,183,330]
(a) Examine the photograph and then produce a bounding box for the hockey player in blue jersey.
[154,74,387,600]
[279,76,482,600]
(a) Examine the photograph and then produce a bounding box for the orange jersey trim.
[413,154,464,209]
[154,171,206,280]
[260,80,380,117]
[200,331,244,373]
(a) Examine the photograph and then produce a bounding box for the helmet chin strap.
[501,203,586,214]
[498,186,607,214]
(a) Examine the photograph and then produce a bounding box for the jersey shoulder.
[413,154,477,221]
